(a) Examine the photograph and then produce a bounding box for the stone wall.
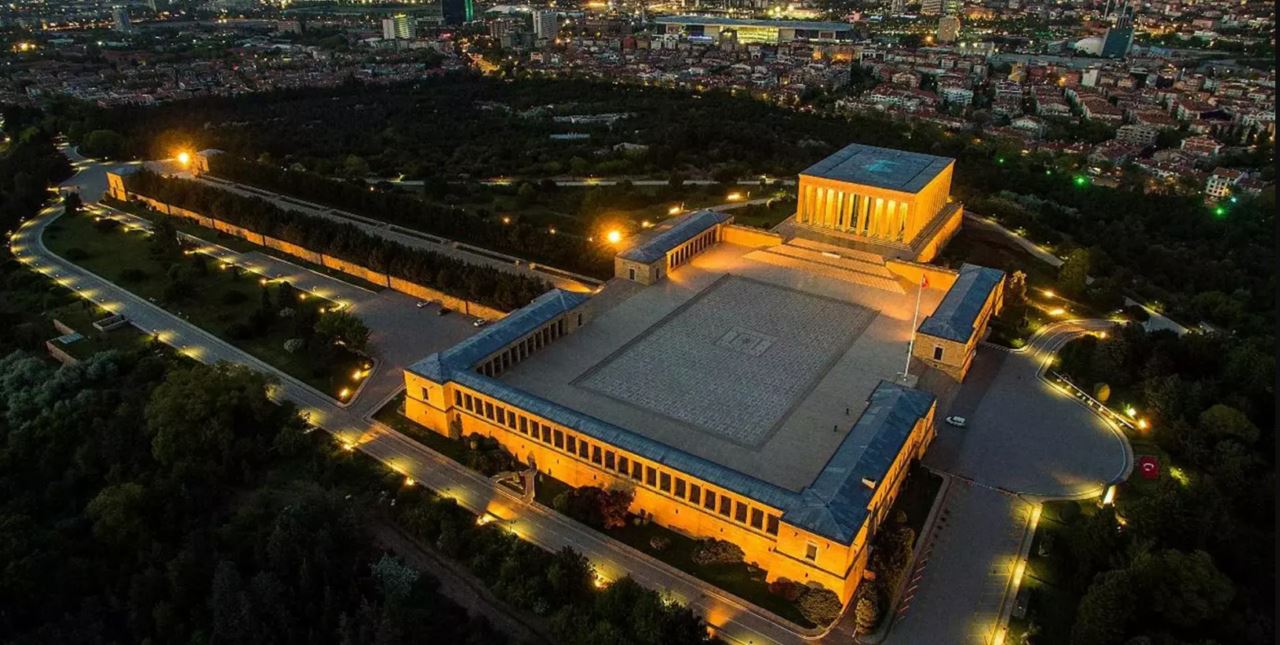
[125,193,508,320]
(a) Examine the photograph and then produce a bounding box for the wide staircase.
[745,238,906,294]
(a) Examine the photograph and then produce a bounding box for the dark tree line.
[0,106,72,234]
[123,171,550,312]
[0,351,507,645]
[206,153,614,278]
[1055,323,1273,644]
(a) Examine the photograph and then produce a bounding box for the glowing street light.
[176,151,191,167]
[726,192,743,202]
[606,229,623,245]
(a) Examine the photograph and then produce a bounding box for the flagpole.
[904,275,924,379]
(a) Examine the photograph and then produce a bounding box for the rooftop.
[800,143,954,193]
[917,263,1005,343]
[652,15,857,32]
[618,209,732,264]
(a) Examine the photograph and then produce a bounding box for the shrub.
[649,536,671,552]
[691,539,745,566]
[797,583,843,626]
[283,338,304,353]
[853,584,883,633]
[220,290,249,306]
[768,577,806,602]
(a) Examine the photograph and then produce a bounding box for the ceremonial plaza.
[404,144,1005,604]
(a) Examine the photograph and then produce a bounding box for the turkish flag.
[921,274,930,289]
[1137,455,1160,480]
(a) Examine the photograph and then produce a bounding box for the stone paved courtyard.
[574,275,874,446]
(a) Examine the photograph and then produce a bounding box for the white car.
[415,301,431,309]
[945,416,967,428]
[472,319,487,328]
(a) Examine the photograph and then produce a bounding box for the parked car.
[437,307,451,316]
[944,415,967,428]
[472,318,487,328]
[415,301,431,309]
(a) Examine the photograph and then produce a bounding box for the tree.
[853,585,883,633]
[85,482,150,545]
[275,281,299,310]
[1059,248,1090,297]
[1132,549,1234,629]
[314,310,371,353]
[1198,404,1259,444]
[1071,569,1136,645]
[797,583,843,626]
[63,191,82,216]
[81,129,125,159]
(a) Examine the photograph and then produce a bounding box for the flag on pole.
[921,274,930,289]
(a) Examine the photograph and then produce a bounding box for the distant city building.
[1101,0,1135,58]
[653,16,856,44]
[889,0,905,15]
[937,15,961,43]
[382,14,414,40]
[1116,124,1159,147]
[111,5,132,33]
[1204,167,1243,199]
[441,0,474,26]
[921,0,959,16]
[533,10,559,41]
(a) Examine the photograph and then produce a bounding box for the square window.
[766,515,780,536]
[591,446,602,465]
[933,345,944,361]
[719,496,732,517]
[508,414,518,431]
[566,436,577,454]
[689,484,702,505]
[659,472,671,492]
[750,508,764,530]
[541,426,551,443]
[704,490,717,510]
[464,393,473,410]
[454,391,462,406]
[579,441,589,459]
[734,501,748,523]
[674,478,686,498]
[631,461,643,481]
[804,542,818,561]
[619,456,630,474]
[520,417,528,434]
[605,451,615,470]
[484,402,494,419]
[646,466,657,487]
[554,429,564,449]
[495,408,505,425]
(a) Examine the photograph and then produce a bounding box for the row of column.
[798,184,911,242]
[479,318,567,378]
[667,228,716,271]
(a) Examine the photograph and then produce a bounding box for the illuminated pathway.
[11,203,819,645]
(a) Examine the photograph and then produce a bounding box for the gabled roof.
[618,209,732,264]
[408,285,938,545]
[800,143,954,193]
[917,263,1005,343]
[782,381,936,543]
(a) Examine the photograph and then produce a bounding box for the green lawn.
[373,393,468,463]
[44,211,365,399]
[44,301,152,360]
[1006,499,1096,645]
[727,196,796,230]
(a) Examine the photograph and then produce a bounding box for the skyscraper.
[382,14,414,40]
[441,0,474,26]
[533,10,559,41]
[889,0,905,15]
[1101,0,1134,58]
[937,15,960,43]
[920,0,942,15]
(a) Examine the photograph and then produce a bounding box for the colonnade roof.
[800,143,954,193]
[617,209,732,264]
[917,263,1006,343]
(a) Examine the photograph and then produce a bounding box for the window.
[519,417,528,434]
[645,466,657,487]
[454,391,462,406]
[604,451,615,470]
[484,402,494,419]
[933,345,944,361]
[804,542,819,562]
[541,425,552,443]
[735,501,748,523]
[703,490,716,511]
[766,515,780,536]
[629,268,636,280]
[659,472,671,493]
[566,436,577,454]
[719,496,732,517]
[464,393,474,411]
[591,446,602,465]
[618,456,629,475]
[495,408,505,426]
[508,414,518,431]
[579,441,589,459]
[689,484,701,505]
[674,478,686,498]
[631,461,643,481]
[750,508,764,530]
[554,429,564,449]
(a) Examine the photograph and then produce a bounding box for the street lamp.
[176,151,191,167]
[606,229,622,245]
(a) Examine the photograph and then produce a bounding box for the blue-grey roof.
[407,288,937,544]
[917,264,1005,343]
[618,209,732,264]
[653,15,856,32]
[408,289,590,379]
[782,381,935,543]
[801,143,954,193]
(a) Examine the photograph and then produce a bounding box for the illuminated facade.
[403,146,1003,609]
[653,16,855,45]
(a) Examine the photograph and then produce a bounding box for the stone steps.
[744,249,906,294]
[785,237,892,265]
[766,244,897,279]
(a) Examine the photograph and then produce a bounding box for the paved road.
[19,191,819,645]
[371,176,798,188]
